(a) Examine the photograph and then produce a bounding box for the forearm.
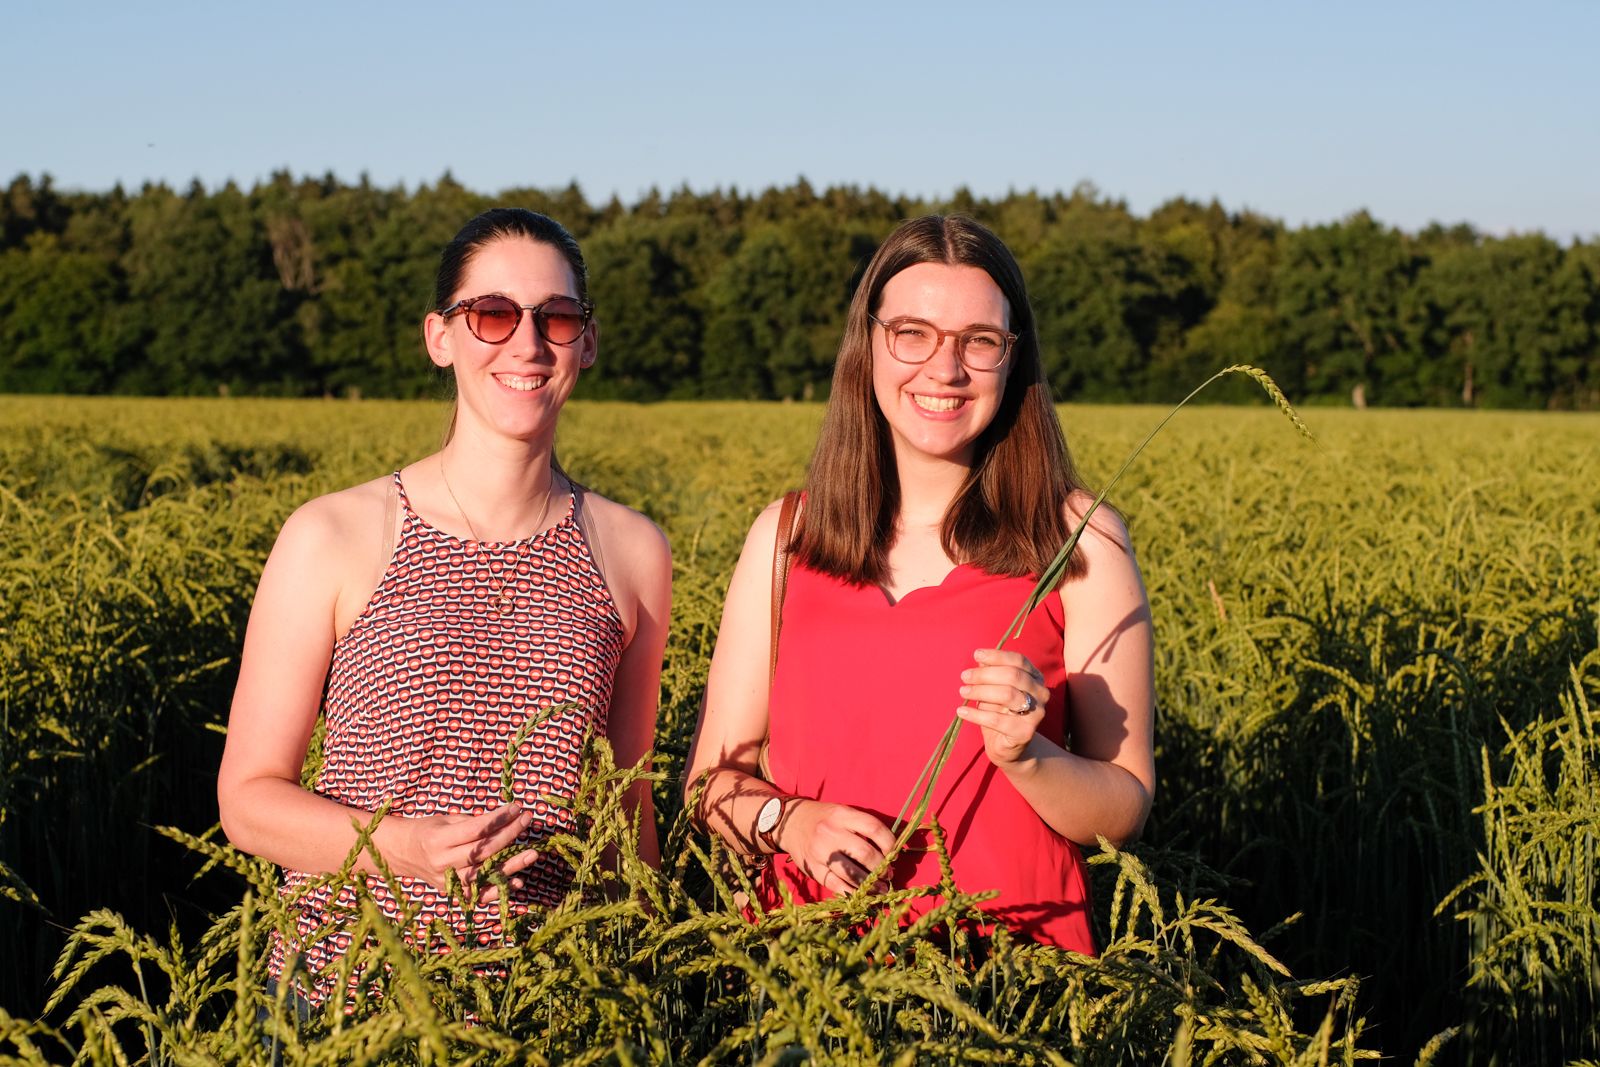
[219,775,410,876]
[689,765,787,856]
[999,738,1153,847]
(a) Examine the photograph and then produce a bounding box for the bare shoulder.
[1058,491,1151,659]
[578,488,672,585]
[736,495,795,571]
[748,496,790,543]
[252,474,395,633]
[1064,489,1135,559]
[277,475,390,557]
[1059,489,1146,607]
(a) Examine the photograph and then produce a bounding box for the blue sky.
[6,0,1596,240]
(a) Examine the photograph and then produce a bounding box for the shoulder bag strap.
[759,490,802,783]
[769,490,802,685]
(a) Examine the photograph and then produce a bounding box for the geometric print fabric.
[266,473,625,1001]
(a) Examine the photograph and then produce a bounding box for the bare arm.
[685,501,896,893]
[954,508,1156,846]
[584,497,672,868]
[685,502,784,848]
[217,488,538,897]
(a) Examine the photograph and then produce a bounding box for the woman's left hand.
[955,648,1049,766]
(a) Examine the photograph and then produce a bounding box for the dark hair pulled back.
[432,208,589,311]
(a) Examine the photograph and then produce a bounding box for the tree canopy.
[2,172,1594,408]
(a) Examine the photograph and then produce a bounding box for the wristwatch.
[755,795,793,854]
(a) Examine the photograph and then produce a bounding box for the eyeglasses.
[440,294,594,346]
[869,315,1016,371]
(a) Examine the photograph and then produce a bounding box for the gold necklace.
[438,457,561,614]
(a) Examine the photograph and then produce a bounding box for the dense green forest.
[3,171,1596,407]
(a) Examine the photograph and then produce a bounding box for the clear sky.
[5,0,1596,241]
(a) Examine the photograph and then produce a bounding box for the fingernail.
[960,669,973,682]
[958,685,971,697]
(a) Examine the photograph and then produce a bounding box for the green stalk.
[501,700,581,805]
[888,365,1312,847]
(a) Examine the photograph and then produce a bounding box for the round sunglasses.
[440,294,594,346]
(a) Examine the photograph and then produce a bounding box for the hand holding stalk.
[953,647,1052,765]
[436,699,579,905]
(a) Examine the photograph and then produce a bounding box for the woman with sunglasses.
[686,215,1154,952]
[219,208,670,1003]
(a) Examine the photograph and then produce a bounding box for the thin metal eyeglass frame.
[868,314,1017,371]
[440,295,595,346]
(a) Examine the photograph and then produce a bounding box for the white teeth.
[496,374,546,392]
[912,394,963,412]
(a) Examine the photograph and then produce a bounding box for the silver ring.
[1015,692,1037,715]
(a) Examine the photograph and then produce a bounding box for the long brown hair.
[797,215,1088,585]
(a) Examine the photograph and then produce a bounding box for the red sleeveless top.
[758,562,1095,954]
[266,473,625,1000]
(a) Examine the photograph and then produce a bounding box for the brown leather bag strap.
[769,491,802,685]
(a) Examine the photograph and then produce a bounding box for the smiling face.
[871,262,1012,468]
[423,236,596,444]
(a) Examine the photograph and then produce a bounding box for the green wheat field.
[0,395,1596,1065]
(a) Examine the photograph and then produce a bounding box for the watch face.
[757,796,782,833]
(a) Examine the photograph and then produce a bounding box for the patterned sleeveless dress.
[265,472,625,1001]
[757,561,1096,954]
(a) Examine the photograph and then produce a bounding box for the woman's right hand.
[778,799,898,895]
[392,803,541,903]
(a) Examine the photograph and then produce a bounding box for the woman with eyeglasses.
[685,215,1154,953]
[218,208,670,1003]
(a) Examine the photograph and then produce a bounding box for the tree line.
[2,171,1596,408]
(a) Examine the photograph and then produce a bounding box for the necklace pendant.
[496,588,514,613]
